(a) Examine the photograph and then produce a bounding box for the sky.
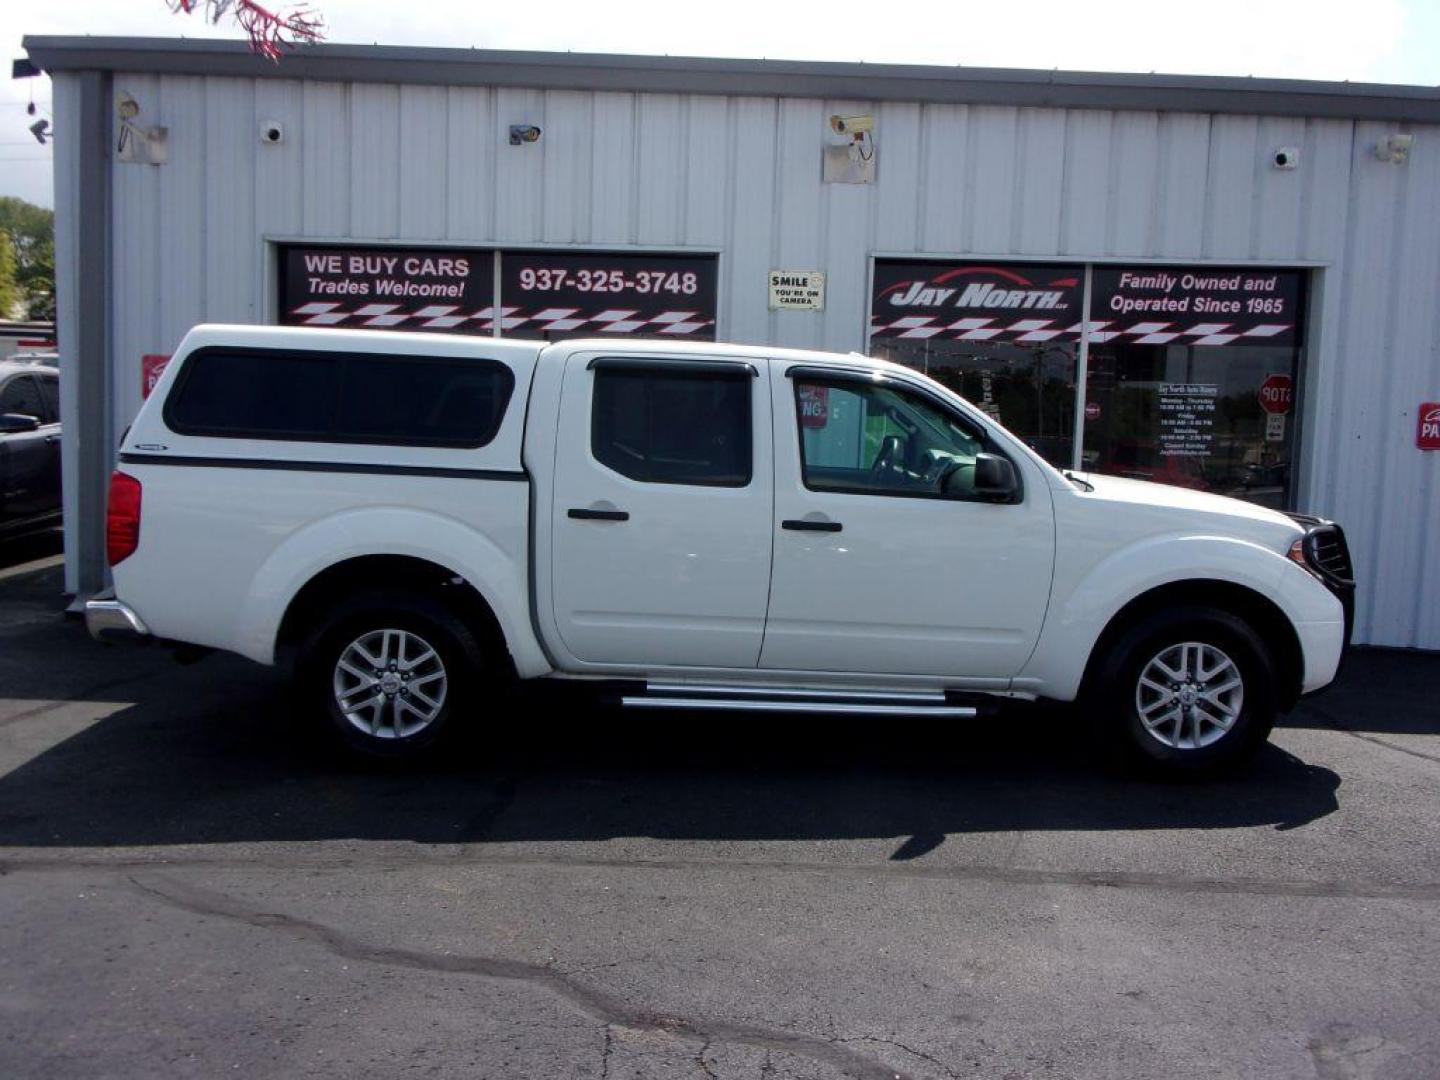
[3,0,1439,208]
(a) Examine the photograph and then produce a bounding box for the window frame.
[162,345,516,449]
[35,373,59,424]
[588,358,756,489]
[786,365,1024,504]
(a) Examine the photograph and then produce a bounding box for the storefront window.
[869,260,1306,508]
[1081,267,1304,509]
[869,261,1083,469]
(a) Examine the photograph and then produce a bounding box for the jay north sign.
[870,262,1086,342]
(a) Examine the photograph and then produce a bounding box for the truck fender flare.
[1018,533,1307,700]
[232,506,549,675]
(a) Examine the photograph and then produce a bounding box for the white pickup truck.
[87,325,1353,771]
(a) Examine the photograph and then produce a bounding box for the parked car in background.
[0,360,62,539]
[9,351,60,369]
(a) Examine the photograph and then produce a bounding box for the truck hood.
[1069,472,1303,552]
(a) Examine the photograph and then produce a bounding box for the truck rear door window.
[591,368,751,486]
[165,348,514,448]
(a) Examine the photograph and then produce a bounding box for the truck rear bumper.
[84,594,151,644]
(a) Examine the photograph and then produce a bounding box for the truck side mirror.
[973,453,1018,500]
[0,412,41,433]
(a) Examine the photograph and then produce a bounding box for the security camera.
[508,124,542,146]
[260,121,284,145]
[1272,147,1299,170]
[1374,133,1414,164]
[829,114,873,137]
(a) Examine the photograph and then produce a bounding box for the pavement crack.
[600,1024,613,1080]
[126,874,911,1080]
[697,1036,720,1080]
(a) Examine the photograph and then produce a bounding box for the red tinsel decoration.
[169,0,324,62]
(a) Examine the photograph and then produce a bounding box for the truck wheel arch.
[273,554,516,680]
[1078,579,1304,710]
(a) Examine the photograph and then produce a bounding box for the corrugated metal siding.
[103,74,1440,648]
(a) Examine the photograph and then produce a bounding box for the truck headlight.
[1287,538,1321,580]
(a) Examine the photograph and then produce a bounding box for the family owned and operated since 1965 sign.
[1089,267,1303,346]
[279,245,718,339]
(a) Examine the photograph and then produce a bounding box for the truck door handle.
[782,519,842,532]
[568,507,630,522]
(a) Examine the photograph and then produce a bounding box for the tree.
[0,232,23,321]
[0,198,54,321]
[167,0,324,61]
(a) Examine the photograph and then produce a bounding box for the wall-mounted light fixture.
[509,124,542,146]
[1374,133,1414,165]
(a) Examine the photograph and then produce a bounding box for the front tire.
[295,589,484,761]
[1094,605,1277,774]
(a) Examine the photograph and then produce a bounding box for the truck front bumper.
[1297,617,1347,694]
[84,593,151,644]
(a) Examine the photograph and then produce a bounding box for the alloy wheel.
[1134,640,1244,750]
[332,627,448,739]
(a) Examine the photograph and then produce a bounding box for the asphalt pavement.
[1,532,1437,1079]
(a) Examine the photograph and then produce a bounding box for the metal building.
[19,36,1440,650]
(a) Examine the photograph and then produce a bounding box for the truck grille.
[1304,524,1354,587]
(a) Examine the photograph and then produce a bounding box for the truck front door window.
[794,378,989,499]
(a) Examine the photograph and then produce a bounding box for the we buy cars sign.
[1259,373,1293,415]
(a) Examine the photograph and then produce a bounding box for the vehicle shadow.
[0,634,1343,856]
[1281,648,1440,737]
[0,527,62,574]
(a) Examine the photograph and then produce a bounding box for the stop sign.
[1259,374,1293,415]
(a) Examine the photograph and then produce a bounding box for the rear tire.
[1092,605,1277,775]
[295,589,485,761]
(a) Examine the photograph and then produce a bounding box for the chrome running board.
[622,682,980,718]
